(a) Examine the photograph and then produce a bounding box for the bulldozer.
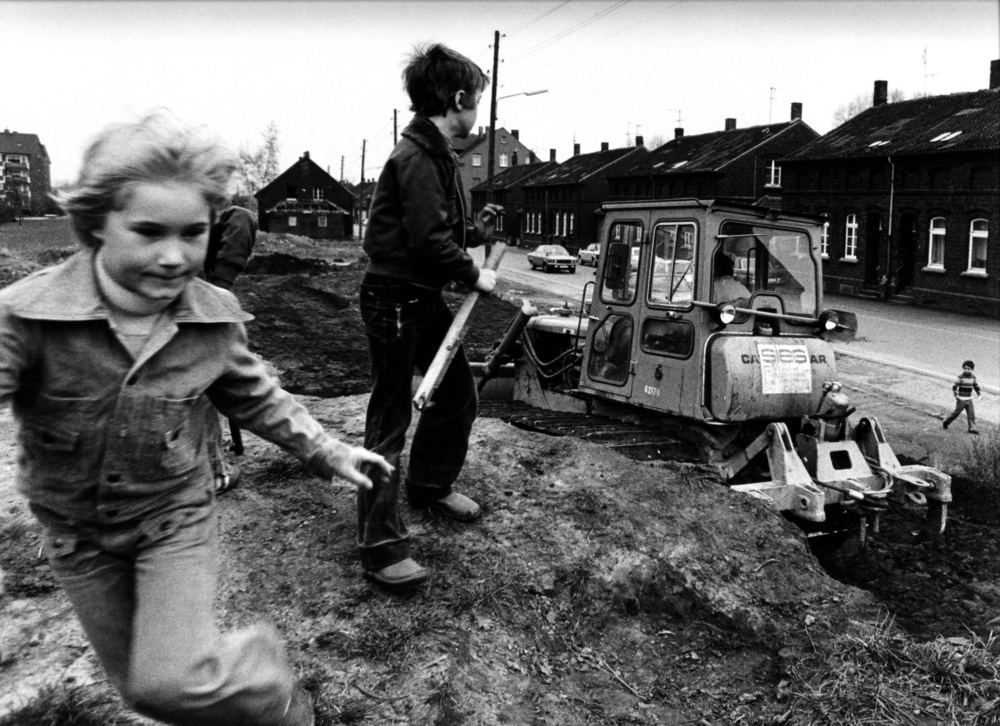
[473,198,951,545]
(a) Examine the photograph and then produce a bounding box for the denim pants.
[358,277,478,571]
[944,398,977,430]
[37,491,306,726]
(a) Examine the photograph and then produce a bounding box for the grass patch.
[967,427,1000,484]
[785,612,1000,724]
[0,683,136,726]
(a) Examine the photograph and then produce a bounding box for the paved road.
[488,244,999,425]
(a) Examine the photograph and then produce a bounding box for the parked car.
[528,244,577,273]
[577,243,600,267]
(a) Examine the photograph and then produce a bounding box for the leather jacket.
[362,115,485,289]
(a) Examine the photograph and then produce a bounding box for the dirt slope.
[0,234,995,724]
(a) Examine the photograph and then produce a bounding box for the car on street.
[577,243,600,267]
[528,244,577,273]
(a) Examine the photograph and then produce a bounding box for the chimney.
[991,59,1000,89]
[549,148,557,162]
[790,102,802,121]
[600,141,609,151]
[302,151,310,160]
[573,143,581,156]
[635,135,644,147]
[511,129,519,140]
[873,80,888,107]
[724,118,736,131]
[478,126,484,136]
[674,127,684,139]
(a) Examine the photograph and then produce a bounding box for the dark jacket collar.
[402,115,454,157]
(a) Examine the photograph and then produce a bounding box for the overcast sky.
[5,0,998,186]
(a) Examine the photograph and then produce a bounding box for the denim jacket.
[363,115,486,289]
[0,248,350,526]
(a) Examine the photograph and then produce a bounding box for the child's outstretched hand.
[331,446,393,490]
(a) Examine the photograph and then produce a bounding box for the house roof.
[526,146,647,187]
[469,161,559,192]
[0,130,49,160]
[786,88,1000,161]
[611,120,811,179]
[264,199,349,215]
[256,153,357,201]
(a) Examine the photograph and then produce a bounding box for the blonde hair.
[55,110,239,247]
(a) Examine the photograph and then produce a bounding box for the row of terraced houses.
[3,60,997,317]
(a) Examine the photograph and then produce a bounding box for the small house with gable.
[255,151,356,240]
[781,60,1000,318]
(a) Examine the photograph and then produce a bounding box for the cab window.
[599,221,643,304]
[717,221,819,316]
[648,222,696,305]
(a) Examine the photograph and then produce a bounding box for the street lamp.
[486,88,549,202]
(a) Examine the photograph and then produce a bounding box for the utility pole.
[340,156,344,181]
[486,30,500,204]
[360,139,366,184]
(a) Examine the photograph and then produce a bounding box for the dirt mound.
[246,251,338,275]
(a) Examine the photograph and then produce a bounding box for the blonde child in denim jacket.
[0,111,390,725]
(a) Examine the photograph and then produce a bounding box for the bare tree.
[645,133,668,149]
[833,89,907,126]
[237,121,281,199]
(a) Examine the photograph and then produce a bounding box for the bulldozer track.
[477,400,702,463]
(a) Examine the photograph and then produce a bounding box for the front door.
[582,217,646,401]
[896,213,917,292]
[864,212,883,285]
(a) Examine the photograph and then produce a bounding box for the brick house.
[781,61,1000,318]
[454,127,539,213]
[255,151,355,240]
[607,104,818,206]
[0,129,53,217]
[469,152,559,247]
[520,141,648,254]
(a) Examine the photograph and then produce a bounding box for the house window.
[568,213,575,236]
[288,216,297,227]
[499,153,509,168]
[312,188,324,200]
[927,217,946,268]
[967,219,987,272]
[318,215,328,227]
[766,160,782,187]
[496,213,504,232]
[843,214,858,260]
[820,221,830,258]
[472,153,482,168]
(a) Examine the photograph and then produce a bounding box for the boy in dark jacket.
[359,43,502,589]
[943,359,983,434]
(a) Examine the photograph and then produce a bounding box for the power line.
[506,0,571,35]
[508,0,632,61]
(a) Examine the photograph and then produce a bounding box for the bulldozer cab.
[581,199,836,425]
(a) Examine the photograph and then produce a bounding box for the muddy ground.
[1,232,998,724]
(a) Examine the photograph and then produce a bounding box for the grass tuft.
[785,612,1000,724]
[0,683,136,726]
[967,427,1000,484]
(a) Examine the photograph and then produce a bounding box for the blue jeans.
[36,489,306,726]
[358,276,478,571]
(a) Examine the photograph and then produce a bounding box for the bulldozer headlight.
[819,309,840,332]
[714,303,737,325]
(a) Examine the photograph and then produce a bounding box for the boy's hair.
[403,43,489,117]
[962,360,975,370]
[55,109,239,248]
